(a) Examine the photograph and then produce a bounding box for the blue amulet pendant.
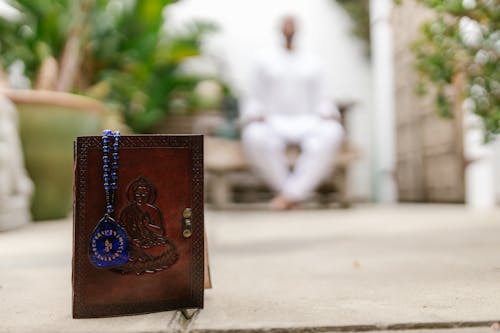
[89,215,129,268]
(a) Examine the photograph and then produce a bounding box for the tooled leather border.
[73,135,204,318]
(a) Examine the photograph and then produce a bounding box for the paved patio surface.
[1,204,499,333]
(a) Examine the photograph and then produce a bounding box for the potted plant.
[0,0,216,219]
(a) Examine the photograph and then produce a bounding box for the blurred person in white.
[241,16,344,210]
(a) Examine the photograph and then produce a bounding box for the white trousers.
[241,115,344,201]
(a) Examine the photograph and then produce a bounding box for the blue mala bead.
[89,129,128,269]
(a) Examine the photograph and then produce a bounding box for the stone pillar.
[463,108,495,209]
[0,94,33,230]
[370,0,397,203]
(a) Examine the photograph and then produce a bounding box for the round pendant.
[89,216,129,268]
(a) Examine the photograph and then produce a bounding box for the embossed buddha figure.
[119,176,168,249]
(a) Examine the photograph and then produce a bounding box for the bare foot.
[269,195,300,211]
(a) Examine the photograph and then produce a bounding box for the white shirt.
[241,48,339,128]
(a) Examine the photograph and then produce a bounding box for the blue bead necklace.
[102,129,119,215]
[89,129,129,268]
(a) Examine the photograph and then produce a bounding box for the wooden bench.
[205,137,360,209]
[204,103,361,209]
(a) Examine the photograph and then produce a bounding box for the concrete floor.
[1,204,499,333]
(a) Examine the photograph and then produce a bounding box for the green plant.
[410,0,499,141]
[335,0,371,52]
[0,0,218,133]
[85,1,218,132]
[0,0,71,79]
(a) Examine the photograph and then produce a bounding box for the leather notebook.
[72,135,204,318]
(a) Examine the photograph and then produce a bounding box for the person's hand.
[242,116,266,127]
[320,113,341,122]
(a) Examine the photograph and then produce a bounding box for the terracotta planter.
[2,89,124,221]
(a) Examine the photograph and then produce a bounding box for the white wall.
[167,0,373,200]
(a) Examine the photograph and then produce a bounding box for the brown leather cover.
[72,135,204,318]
